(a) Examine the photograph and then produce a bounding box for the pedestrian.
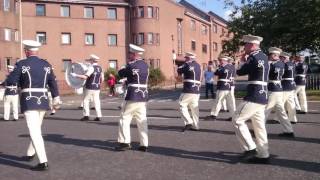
[71,54,104,121]
[294,53,308,114]
[203,64,215,99]
[115,44,149,152]
[232,35,270,164]
[177,52,201,132]
[6,40,61,171]
[107,73,116,96]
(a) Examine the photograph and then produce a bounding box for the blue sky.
[177,0,242,20]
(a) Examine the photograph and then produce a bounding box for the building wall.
[0,0,20,80]
[20,1,129,92]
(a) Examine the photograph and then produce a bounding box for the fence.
[306,74,320,90]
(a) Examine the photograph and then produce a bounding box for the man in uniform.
[6,40,60,171]
[71,54,103,121]
[232,35,270,164]
[2,65,19,121]
[228,57,237,112]
[265,47,294,137]
[115,44,149,152]
[177,52,201,132]
[294,53,308,114]
[205,55,235,121]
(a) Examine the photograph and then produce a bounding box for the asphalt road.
[0,90,319,180]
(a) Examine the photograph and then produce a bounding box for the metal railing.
[306,74,320,90]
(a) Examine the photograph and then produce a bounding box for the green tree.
[148,68,166,88]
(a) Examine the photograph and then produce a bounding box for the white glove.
[53,96,62,109]
[70,73,78,77]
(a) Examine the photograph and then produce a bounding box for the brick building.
[0,0,230,93]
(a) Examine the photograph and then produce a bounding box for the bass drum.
[65,63,89,89]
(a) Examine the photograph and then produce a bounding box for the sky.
[176,0,242,20]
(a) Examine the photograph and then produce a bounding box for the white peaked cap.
[218,55,229,61]
[90,54,100,61]
[129,44,145,54]
[280,52,291,57]
[185,52,196,58]
[268,47,282,55]
[23,40,41,51]
[242,35,263,45]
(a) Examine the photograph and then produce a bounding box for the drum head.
[65,63,87,89]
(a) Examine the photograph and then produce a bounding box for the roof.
[179,0,211,22]
[22,0,129,6]
[208,11,228,24]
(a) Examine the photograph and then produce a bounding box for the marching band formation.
[0,34,309,171]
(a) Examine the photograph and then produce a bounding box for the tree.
[222,0,320,54]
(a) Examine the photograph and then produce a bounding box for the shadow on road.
[0,153,31,170]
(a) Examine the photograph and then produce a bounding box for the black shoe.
[90,107,95,110]
[138,146,148,152]
[93,117,101,121]
[115,143,131,151]
[13,119,18,121]
[22,155,35,162]
[297,111,307,114]
[296,110,301,113]
[239,149,257,161]
[226,117,232,121]
[266,120,280,124]
[80,116,89,121]
[78,106,83,109]
[220,109,227,113]
[204,115,216,121]
[291,121,297,124]
[31,162,49,171]
[50,112,55,116]
[246,157,270,164]
[278,132,295,138]
[182,124,193,132]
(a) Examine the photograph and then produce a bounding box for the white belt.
[248,81,268,86]
[21,88,48,93]
[183,80,201,84]
[296,74,306,77]
[128,84,148,88]
[6,86,17,89]
[269,80,281,83]
[283,78,294,80]
[218,79,230,82]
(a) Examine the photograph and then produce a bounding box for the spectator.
[107,74,116,96]
[203,65,215,99]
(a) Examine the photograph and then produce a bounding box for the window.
[155,33,160,45]
[147,33,153,44]
[137,33,144,45]
[108,34,117,46]
[201,25,208,35]
[61,33,71,44]
[36,4,46,16]
[4,28,11,41]
[61,5,70,17]
[213,24,217,33]
[3,0,10,11]
[147,6,153,18]
[107,8,117,19]
[191,20,196,31]
[148,59,160,69]
[155,7,159,19]
[191,40,196,51]
[213,42,218,51]
[137,6,144,18]
[109,60,118,69]
[84,7,94,18]
[202,44,207,53]
[85,33,94,45]
[36,32,46,44]
[62,59,71,72]
[14,30,19,42]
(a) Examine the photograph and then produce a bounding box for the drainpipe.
[19,0,23,59]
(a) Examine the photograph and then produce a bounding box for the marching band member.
[71,54,103,121]
[115,44,149,152]
[232,35,270,164]
[177,52,201,132]
[265,47,294,137]
[228,57,237,112]
[2,65,19,121]
[6,40,61,171]
[205,55,235,121]
[294,53,308,114]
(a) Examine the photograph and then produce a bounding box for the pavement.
[0,89,319,180]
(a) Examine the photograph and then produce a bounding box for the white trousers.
[3,95,19,120]
[83,89,102,117]
[211,90,235,117]
[118,101,148,146]
[282,91,298,122]
[179,93,200,129]
[294,85,308,112]
[265,92,293,133]
[232,102,269,158]
[25,111,48,163]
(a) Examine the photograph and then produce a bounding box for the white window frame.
[85,33,94,45]
[61,5,70,17]
[147,33,153,45]
[107,8,117,19]
[108,34,117,46]
[109,60,118,69]
[4,28,11,41]
[61,33,71,44]
[36,32,46,44]
[137,33,144,45]
[3,0,10,11]
[147,6,153,18]
[62,59,72,72]
[84,7,94,18]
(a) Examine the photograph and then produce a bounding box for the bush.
[104,68,120,82]
[148,68,166,87]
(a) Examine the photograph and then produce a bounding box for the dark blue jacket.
[268,60,284,92]
[294,62,308,86]
[282,61,296,91]
[118,59,149,102]
[85,64,102,90]
[177,59,201,94]
[237,50,269,105]
[5,56,59,113]
[215,64,233,90]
